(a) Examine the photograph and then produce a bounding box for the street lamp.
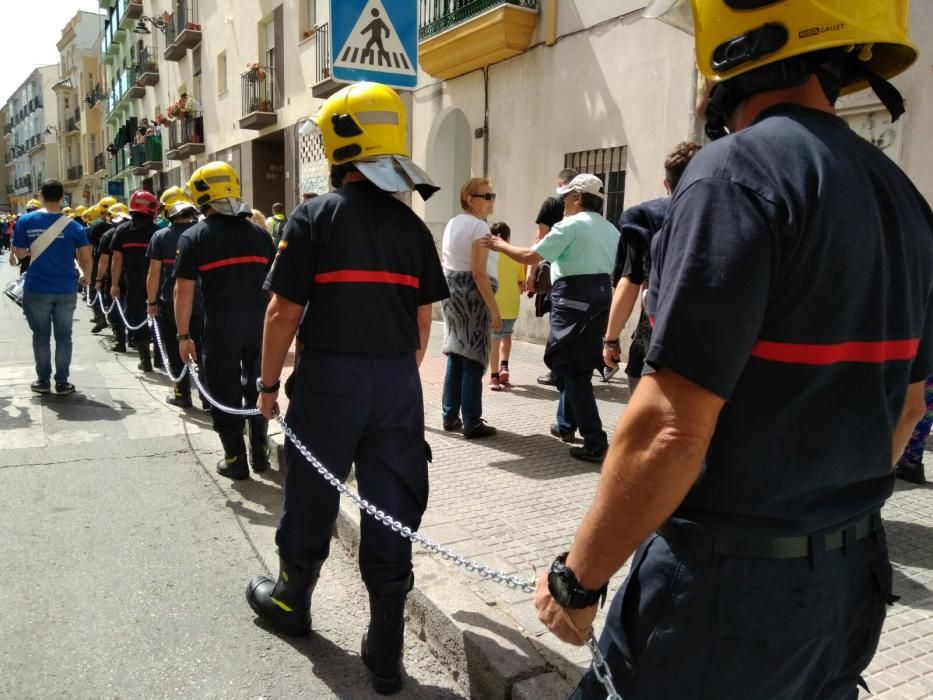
[44,125,59,135]
[133,16,167,34]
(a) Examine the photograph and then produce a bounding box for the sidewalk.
[280,321,933,698]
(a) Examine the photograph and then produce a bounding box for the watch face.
[548,569,571,605]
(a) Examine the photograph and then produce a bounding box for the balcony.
[124,0,143,23]
[14,174,33,192]
[66,116,78,133]
[66,165,83,182]
[130,134,163,173]
[164,113,204,160]
[110,143,130,178]
[164,0,202,62]
[94,152,106,174]
[311,23,342,100]
[239,66,278,130]
[137,46,159,87]
[127,68,145,100]
[418,0,538,80]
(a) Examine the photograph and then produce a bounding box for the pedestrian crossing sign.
[330,0,418,89]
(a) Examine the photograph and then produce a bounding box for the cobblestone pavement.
[413,322,933,698]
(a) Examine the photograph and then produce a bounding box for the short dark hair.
[272,202,285,214]
[558,168,578,185]
[490,221,511,242]
[664,141,702,192]
[302,192,318,200]
[330,163,358,189]
[580,193,604,213]
[40,179,64,202]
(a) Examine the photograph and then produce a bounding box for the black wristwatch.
[256,377,280,394]
[548,552,608,609]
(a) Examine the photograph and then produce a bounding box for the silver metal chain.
[90,286,621,699]
[149,314,189,384]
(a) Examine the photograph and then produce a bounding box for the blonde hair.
[250,209,266,228]
[460,177,491,211]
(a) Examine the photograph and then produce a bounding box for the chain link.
[149,314,189,384]
[101,286,620,698]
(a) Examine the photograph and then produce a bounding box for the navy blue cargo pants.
[571,521,893,699]
[201,308,263,434]
[275,350,429,586]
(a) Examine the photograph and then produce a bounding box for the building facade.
[3,66,62,213]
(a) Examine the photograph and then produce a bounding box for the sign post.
[330,0,418,90]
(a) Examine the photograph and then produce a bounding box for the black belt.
[657,512,881,560]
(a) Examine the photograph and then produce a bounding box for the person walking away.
[110,190,160,372]
[534,2,933,697]
[12,179,93,395]
[11,199,44,275]
[95,203,130,350]
[894,374,932,484]
[85,201,115,333]
[245,82,448,695]
[486,174,619,463]
[266,202,287,245]
[174,161,276,479]
[440,177,500,438]
[146,187,203,408]
[488,221,523,391]
[530,169,577,386]
[603,141,700,395]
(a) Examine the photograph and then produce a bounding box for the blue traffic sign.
[330,0,418,89]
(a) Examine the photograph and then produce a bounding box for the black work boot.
[166,383,193,408]
[111,325,127,353]
[362,574,414,695]
[895,457,926,484]
[137,343,154,373]
[246,556,323,637]
[216,431,249,480]
[248,416,270,473]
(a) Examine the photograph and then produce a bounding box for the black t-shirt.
[111,218,158,285]
[535,196,565,230]
[147,221,201,306]
[265,180,449,353]
[646,104,933,536]
[87,220,113,258]
[616,197,669,286]
[174,215,275,313]
[97,225,121,281]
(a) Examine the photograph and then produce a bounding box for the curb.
[273,438,578,699]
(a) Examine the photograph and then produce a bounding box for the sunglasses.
[470,193,497,201]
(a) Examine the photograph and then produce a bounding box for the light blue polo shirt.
[533,211,620,283]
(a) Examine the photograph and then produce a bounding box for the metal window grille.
[563,146,626,226]
[298,131,328,197]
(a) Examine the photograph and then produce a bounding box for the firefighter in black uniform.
[96,203,130,352]
[110,190,160,372]
[245,82,449,695]
[146,187,203,407]
[86,198,116,334]
[537,3,933,698]
[174,162,275,478]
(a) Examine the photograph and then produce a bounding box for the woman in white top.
[439,177,502,439]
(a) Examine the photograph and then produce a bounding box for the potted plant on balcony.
[246,62,267,82]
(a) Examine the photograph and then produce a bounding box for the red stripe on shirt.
[750,339,920,365]
[197,255,270,272]
[122,243,149,249]
[314,269,420,289]
[161,258,176,265]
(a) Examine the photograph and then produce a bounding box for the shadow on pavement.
[884,519,933,611]
[460,429,602,479]
[0,394,34,430]
[251,620,464,699]
[40,393,135,422]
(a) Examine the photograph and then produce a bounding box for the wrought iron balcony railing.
[418,0,537,40]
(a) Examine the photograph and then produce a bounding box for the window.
[300,0,317,39]
[563,146,627,227]
[264,20,275,71]
[217,51,227,94]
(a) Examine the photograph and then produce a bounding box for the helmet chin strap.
[703,52,906,140]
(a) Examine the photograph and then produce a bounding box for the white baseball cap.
[556,173,605,198]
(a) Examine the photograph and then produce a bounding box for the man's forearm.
[565,370,721,590]
[416,304,432,367]
[97,254,110,282]
[173,281,195,335]
[499,241,543,266]
[110,253,123,287]
[604,278,641,340]
[893,380,927,464]
[261,298,302,385]
[77,248,93,281]
[146,262,161,305]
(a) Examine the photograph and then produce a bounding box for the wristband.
[176,333,191,341]
[147,301,159,307]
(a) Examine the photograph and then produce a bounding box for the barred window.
[563,146,626,227]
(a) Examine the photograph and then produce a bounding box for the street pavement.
[2,252,931,698]
[0,263,464,700]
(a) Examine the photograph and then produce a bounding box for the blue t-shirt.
[13,211,90,294]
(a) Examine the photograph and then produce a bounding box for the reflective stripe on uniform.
[197,255,270,272]
[313,269,419,289]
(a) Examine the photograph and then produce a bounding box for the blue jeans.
[442,353,484,427]
[23,291,77,383]
[556,372,607,450]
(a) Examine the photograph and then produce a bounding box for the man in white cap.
[486,173,619,462]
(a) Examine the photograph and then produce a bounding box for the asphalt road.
[0,262,464,700]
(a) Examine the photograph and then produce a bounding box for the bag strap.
[28,215,71,264]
